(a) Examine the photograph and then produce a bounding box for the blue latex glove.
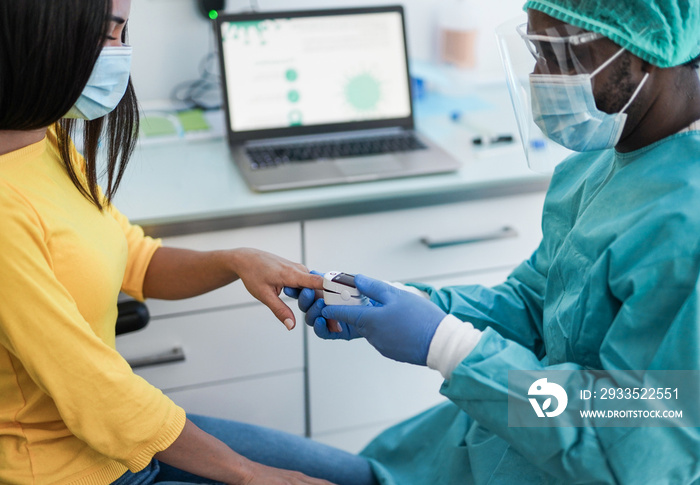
[321,274,447,365]
[305,291,363,340]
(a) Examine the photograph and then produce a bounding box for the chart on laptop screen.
[220,11,412,132]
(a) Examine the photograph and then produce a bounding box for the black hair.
[0,0,140,210]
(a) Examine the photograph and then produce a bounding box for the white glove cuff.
[427,315,483,379]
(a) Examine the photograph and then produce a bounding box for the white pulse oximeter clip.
[323,271,368,306]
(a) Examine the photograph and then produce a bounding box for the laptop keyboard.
[246,133,427,170]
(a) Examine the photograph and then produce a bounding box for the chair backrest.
[115,300,150,336]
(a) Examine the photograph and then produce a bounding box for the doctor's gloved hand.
[303,291,364,340]
[321,275,447,365]
[283,272,359,339]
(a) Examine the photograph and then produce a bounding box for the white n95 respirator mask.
[64,46,132,120]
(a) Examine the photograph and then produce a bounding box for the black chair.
[115,300,150,336]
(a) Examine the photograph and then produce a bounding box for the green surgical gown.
[360,130,700,484]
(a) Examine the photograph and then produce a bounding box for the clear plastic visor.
[516,22,605,76]
[496,16,608,172]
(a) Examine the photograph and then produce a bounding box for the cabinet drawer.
[146,222,303,317]
[304,192,544,282]
[166,372,305,436]
[116,305,304,390]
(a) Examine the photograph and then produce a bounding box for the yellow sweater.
[0,127,186,484]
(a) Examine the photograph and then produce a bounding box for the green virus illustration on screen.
[285,68,298,82]
[222,20,277,45]
[344,72,382,112]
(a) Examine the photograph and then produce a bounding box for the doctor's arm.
[412,251,548,355]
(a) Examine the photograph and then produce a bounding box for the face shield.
[496,16,648,172]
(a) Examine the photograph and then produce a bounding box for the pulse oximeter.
[322,271,368,306]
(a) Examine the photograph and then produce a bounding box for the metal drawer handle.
[420,226,518,249]
[127,346,186,370]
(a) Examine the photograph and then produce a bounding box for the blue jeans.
[112,414,378,485]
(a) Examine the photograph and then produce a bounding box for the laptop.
[214,5,461,192]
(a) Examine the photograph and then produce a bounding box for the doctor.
[293,0,700,483]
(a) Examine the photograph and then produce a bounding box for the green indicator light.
[208,10,219,20]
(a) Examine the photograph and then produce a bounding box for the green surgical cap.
[523,0,700,68]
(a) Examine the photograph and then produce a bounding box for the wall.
[129,0,525,102]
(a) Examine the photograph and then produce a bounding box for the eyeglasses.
[516,22,603,67]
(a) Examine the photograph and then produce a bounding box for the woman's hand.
[229,248,324,330]
[239,461,337,485]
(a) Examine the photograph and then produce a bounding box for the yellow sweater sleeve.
[107,203,162,301]
[0,183,185,472]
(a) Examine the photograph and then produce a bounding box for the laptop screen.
[216,6,414,142]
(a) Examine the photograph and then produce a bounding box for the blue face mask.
[529,48,649,152]
[64,46,132,120]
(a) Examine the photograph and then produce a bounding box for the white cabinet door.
[306,329,447,436]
